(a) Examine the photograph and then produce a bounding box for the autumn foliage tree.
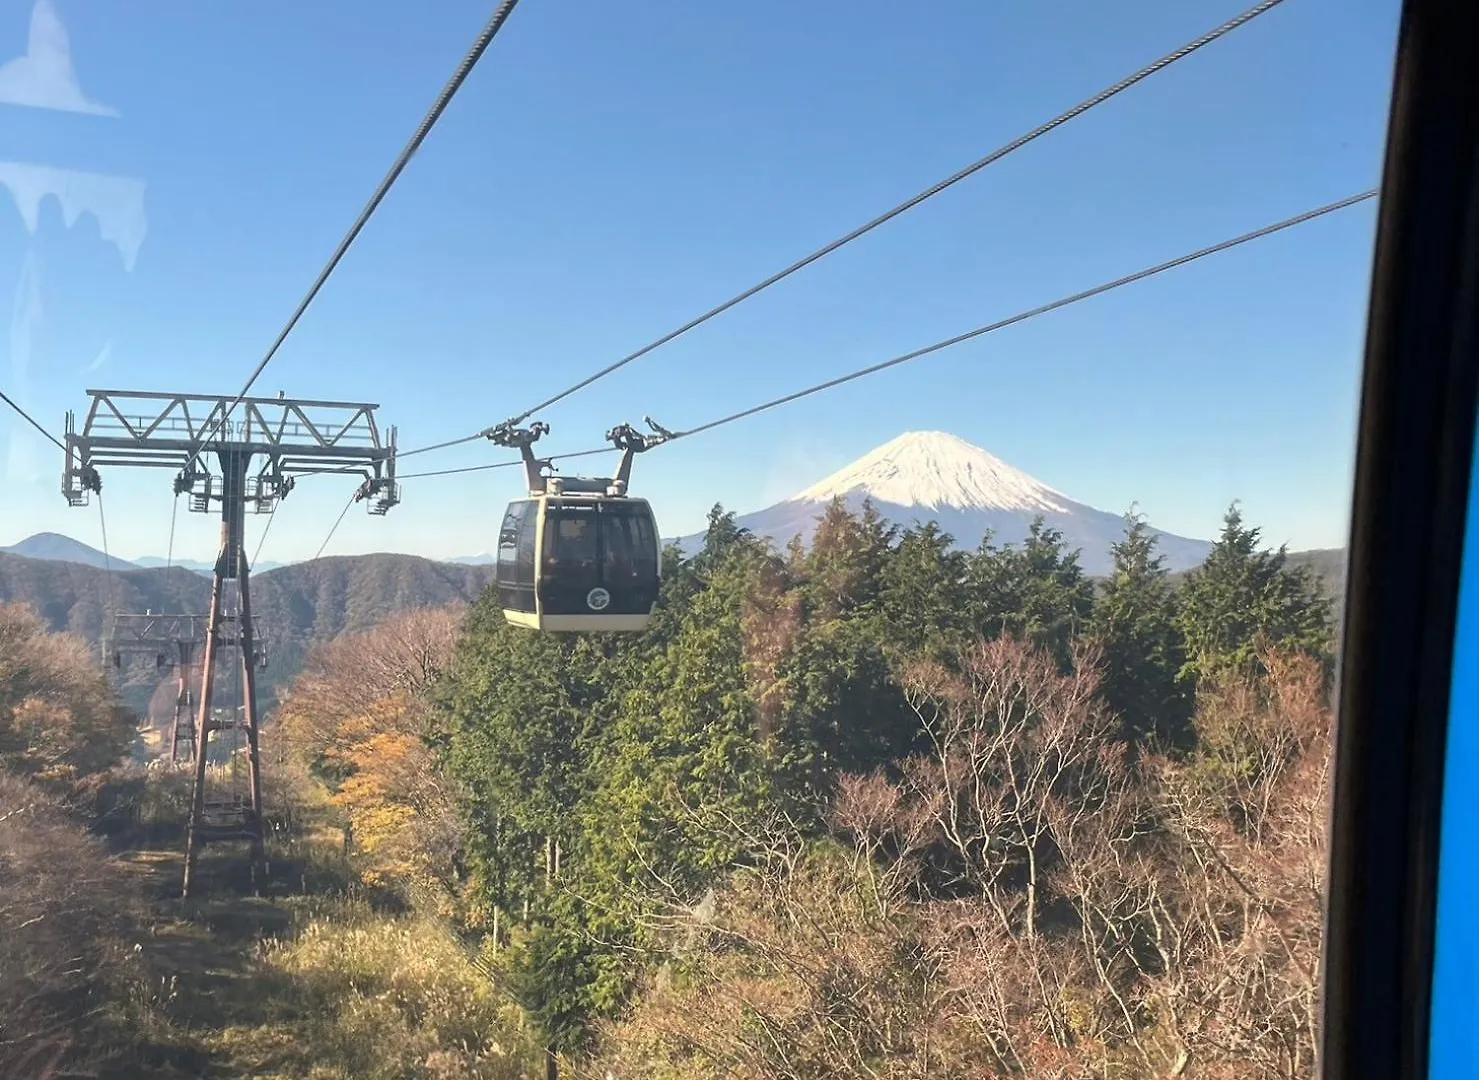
[0,601,135,785]
[0,606,144,1077]
[585,635,1331,1080]
[312,497,1342,1077]
[275,605,468,905]
[0,771,147,1077]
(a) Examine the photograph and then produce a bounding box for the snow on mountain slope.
[670,431,1212,577]
[795,431,1072,513]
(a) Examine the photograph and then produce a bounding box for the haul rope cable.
[0,389,67,451]
[251,504,279,573]
[399,446,613,480]
[186,0,527,464]
[294,443,615,481]
[312,492,361,562]
[670,190,1380,441]
[96,493,118,641]
[303,447,612,556]
[396,189,1379,478]
[397,0,1290,460]
[164,495,181,585]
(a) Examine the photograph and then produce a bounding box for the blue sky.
[0,0,1400,564]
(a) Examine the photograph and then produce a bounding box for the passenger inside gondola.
[545,511,596,575]
[604,513,633,579]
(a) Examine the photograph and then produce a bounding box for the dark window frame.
[1321,2,1479,1077]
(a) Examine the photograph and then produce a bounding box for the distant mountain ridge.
[673,431,1214,576]
[0,550,495,717]
[0,431,1346,721]
[0,532,140,570]
[131,555,288,574]
[2,427,1340,592]
[0,538,1346,723]
[0,533,491,576]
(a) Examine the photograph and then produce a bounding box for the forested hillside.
[0,552,495,713]
[0,525,1346,725]
[269,497,1335,1078]
[0,497,1340,1077]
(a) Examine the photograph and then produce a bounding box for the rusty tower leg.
[236,540,267,888]
[181,567,225,898]
[182,447,266,898]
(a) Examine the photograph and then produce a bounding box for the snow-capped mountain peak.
[792,431,1071,514]
[680,429,1213,576]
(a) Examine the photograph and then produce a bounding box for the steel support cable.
[96,493,118,638]
[0,388,67,451]
[397,0,1289,460]
[400,446,613,480]
[292,444,614,481]
[672,190,1379,440]
[395,189,1379,480]
[251,503,279,573]
[187,0,526,465]
[312,491,360,562]
[165,494,181,578]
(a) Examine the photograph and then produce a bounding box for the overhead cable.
[189,0,527,463]
[163,494,181,585]
[672,190,1379,440]
[251,503,279,573]
[398,0,1289,459]
[398,446,613,480]
[96,494,118,634]
[0,389,67,452]
[398,189,1379,479]
[312,492,360,562]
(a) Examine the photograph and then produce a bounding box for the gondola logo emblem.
[586,587,611,611]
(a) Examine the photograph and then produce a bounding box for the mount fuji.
[672,431,1212,577]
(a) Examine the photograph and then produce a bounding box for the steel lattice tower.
[63,390,399,896]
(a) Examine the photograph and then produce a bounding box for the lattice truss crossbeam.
[106,612,267,669]
[62,389,400,514]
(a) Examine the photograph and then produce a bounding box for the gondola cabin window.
[496,499,537,615]
[601,500,659,587]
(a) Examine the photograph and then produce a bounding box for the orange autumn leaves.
[275,607,465,906]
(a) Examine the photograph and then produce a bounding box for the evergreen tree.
[802,497,897,618]
[437,595,619,942]
[691,503,754,573]
[1088,510,1194,752]
[1175,503,1334,681]
[771,614,916,796]
[567,539,788,1020]
[779,503,926,787]
[878,521,971,657]
[966,518,1095,669]
[505,891,619,1063]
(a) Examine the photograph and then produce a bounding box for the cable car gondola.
[490,420,669,633]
